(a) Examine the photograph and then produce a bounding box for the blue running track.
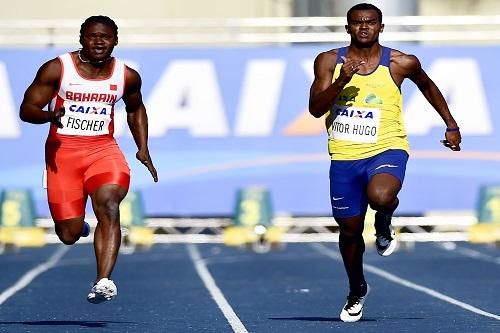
[0,242,499,332]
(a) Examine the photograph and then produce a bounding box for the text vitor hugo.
[330,106,380,143]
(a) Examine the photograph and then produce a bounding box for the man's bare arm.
[395,53,461,150]
[308,51,362,118]
[123,66,158,182]
[19,59,65,128]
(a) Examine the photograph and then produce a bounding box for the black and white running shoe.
[375,213,397,256]
[340,284,370,322]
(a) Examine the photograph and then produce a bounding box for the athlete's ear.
[79,34,83,46]
[115,37,118,46]
[345,24,350,34]
[380,23,384,32]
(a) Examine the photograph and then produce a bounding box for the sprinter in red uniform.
[19,15,158,304]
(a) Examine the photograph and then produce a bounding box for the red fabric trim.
[49,198,85,221]
[84,171,130,195]
[55,56,64,99]
[70,52,116,81]
[123,64,127,94]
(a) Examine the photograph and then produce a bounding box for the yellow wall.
[1,0,292,20]
[420,0,500,15]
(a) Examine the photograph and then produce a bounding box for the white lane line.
[311,243,500,321]
[187,244,249,333]
[438,242,500,265]
[0,245,69,305]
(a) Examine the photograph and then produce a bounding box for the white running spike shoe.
[340,284,370,322]
[87,278,117,304]
[375,224,397,256]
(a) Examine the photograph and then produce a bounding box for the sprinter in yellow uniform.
[309,3,461,322]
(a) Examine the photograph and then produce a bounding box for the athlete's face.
[79,23,118,62]
[345,9,384,46]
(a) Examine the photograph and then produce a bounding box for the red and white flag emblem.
[110,84,117,91]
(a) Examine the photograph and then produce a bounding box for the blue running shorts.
[329,149,409,218]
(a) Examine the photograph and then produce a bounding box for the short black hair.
[347,3,383,23]
[80,15,118,36]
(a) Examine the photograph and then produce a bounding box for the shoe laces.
[376,231,393,242]
[344,294,363,310]
[375,222,393,241]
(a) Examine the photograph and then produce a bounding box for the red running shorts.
[45,139,130,221]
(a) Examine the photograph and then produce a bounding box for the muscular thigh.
[366,149,408,194]
[83,142,130,195]
[329,159,368,218]
[46,145,88,221]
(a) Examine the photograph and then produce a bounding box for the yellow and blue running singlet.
[326,46,410,160]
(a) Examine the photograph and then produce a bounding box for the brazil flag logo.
[365,93,383,105]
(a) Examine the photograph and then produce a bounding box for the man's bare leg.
[87,184,127,303]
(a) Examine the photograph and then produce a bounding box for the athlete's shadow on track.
[269,316,377,322]
[0,320,136,328]
[270,316,425,322]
